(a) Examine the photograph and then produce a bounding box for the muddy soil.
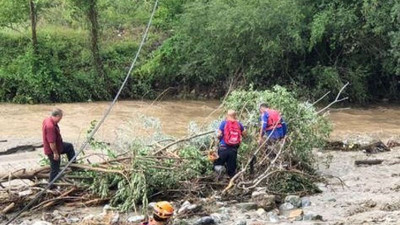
[308,147,400,224]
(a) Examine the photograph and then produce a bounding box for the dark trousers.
[48,142,76,183]
[213,145,238,178]
[250,138,281,174]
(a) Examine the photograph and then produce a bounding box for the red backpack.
[223,120,242,146]
[265,109,282,131]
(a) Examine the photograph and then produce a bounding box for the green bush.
[137,0,400,103]
[1,0,399,103]
[0,29,140,103]
[223,85,332,170]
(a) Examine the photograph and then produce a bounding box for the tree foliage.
[0,0,399,103]
[140,0,400,103]
[224,85,331,169]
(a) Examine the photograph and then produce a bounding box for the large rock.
[284,195,302,208]
[236,202,258,211]
[194,216,216,225]
[301,197,312,207]
[267,210,280,223]
[216,207,231,214]
[210,213,229,223]
[279,202,295,211]
[255,208,267,220]
[18,189,33,197]
[148,202,157,211]
[127,215,145,223]
[178,201,191,214]
[178,201,200,214]
[288,209,303,221]
[303,211,323,221]
[251,192,276,211]
[110,212,120,225]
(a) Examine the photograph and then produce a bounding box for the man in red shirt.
[42,108,76,184]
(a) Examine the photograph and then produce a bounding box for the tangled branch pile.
[0,86,333,216]
[221,85,331,196]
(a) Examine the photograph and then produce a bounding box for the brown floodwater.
[1,101,400,142]
[328,106,400,140]
[0,100,221,142]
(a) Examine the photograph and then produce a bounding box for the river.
[1,101,400,141]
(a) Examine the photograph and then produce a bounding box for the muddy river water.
[1,101,400,141]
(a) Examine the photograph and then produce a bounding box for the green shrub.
[0,29,140,103]
[223,85,332,170]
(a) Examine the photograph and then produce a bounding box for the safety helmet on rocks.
[207,150,219,162]
[153,201,174,219]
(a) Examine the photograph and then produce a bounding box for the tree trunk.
[87,0,105,80]
[29,0,39,74]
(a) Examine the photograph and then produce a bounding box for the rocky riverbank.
[6,143,400,225]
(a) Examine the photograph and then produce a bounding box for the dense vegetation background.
[0,0,399,103]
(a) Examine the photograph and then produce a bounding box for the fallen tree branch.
[31,187,77,211]
[317,82,349,114]
[81,198,109,206]
[325,140,390,153]
[69,164,125,175]
[2,203,15,214]
[312,91,331,106]
[0,163,126,183]
[154,130,214,155]
[0,167,49,183]
[243,138,287,190]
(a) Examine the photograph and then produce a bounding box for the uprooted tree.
[0,85,334,215]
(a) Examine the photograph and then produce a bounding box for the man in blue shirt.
[250,103,287,174]
[258,103,287,146]
[214,110,246,178]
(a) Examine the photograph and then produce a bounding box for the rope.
[6,0,159,224]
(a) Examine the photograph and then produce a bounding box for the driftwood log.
[0,163,128,183]
[0,143,43,156]
[1,203,15,214]
[355,159,384,166]
[0,167,50,183]
[325,140,391,153]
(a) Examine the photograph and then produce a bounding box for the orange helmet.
[153,201,174,219]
